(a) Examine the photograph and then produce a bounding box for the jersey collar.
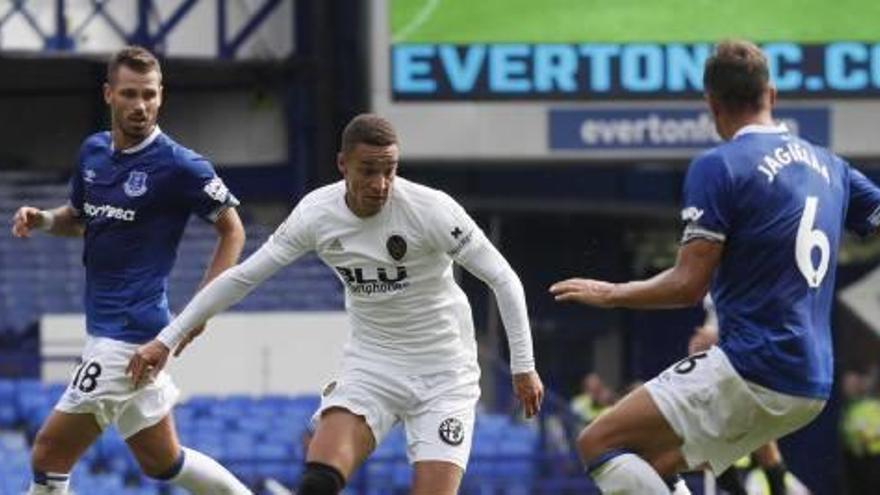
[110,126,162,154]
[732,123,788,140]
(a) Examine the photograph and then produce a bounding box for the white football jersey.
[264,177,490,371]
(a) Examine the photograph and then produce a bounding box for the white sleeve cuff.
[156,324,185,350]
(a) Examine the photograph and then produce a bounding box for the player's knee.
[140,450,184,480]
[648,449,687,478]
[576,424,612,463]
[297,461,345,495]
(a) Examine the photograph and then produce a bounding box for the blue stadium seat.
[96,431,129,458]
[224,432,257,460]
[499,424,538,454]
[476,413,510,435]
[107,452,143,479]
[0,378,575,493]
[364,459,394,488]
[1,469,30,495]
[0,429,27,449]
[253,441,290,462]
[0,381,17,426]
[189,433,226,460]
[257,462,302,486]
[0,400,19,428]
[392,461,410,489]
[182,396,217,415]
[16,381,57,431]
[193,416,226,432]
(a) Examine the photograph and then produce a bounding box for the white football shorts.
[646,346,825,474]
[55,336,180,439]
[313,360,481,470]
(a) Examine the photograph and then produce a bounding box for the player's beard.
[121,113,154,141]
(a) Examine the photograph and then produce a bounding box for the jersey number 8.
[796,196,830,288]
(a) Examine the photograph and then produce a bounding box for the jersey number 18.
[70,360,102,393]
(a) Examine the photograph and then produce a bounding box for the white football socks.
[590,452,671,494]
[167,447,252,494]
[28,472,70,494]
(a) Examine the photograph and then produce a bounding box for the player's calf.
[296,461,346,495]
[577,386,687,493]
[29,449,74,494]
[29,411,103,495]
[127,414,250,493]
[30,433,74,480]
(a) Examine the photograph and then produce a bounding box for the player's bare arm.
[200,207,247,286]
[172,207,246,356]
[550,238,722,309]
[127,207,246,385]
[12,204,84,238]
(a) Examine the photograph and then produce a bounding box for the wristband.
[39,210,55,231]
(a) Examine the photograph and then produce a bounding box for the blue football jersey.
[69,127,239,344]
[681,124,880,399]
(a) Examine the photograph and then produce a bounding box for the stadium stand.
[0,173,344,339]
[0,378,554,495]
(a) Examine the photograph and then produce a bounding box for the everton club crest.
[123,171,148,197]
[386,234,407,261]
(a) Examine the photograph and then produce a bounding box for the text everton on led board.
[392,42,880,100]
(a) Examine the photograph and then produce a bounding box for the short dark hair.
[340,114,398,154]
[107,46,162,84]
[703,39,769,113]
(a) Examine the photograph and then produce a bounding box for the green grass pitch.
[391,0,880,43]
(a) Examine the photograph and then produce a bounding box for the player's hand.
[513,370,544,418]
[126,340,170,387]
[172,323,206,357]
[11,206,46,238]
[688,325,718,354]
[549,278,617,308]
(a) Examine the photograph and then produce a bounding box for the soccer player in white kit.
[127,113,545,494]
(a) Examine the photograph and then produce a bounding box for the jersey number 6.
[674,352,708,374]
[796,196,830,289]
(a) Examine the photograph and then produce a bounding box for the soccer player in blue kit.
[550,39,880,493]
[11,47,250,494]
